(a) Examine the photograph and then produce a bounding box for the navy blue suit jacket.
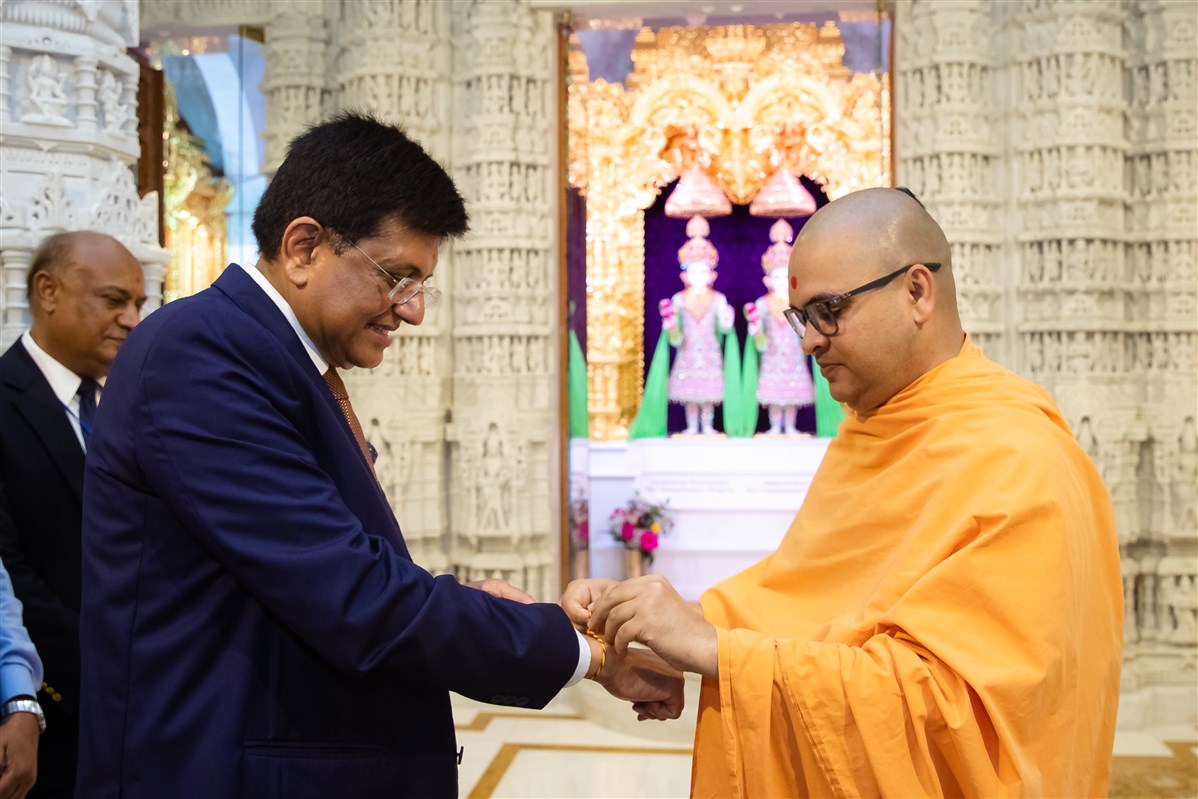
[77,266,577,798]
[0,339,84,797]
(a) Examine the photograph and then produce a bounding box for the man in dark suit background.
[0,231,146,799]
[77,113,682,799]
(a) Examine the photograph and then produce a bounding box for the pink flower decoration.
[579,521,589,542]
[640,531,659,552]
[620,522,635,541]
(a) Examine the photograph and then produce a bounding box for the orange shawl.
[694,338,1122,798]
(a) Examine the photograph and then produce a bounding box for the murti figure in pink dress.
[744,219,814,434]
[661,216,734,435]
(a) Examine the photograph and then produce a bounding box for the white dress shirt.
[20,330,101,452]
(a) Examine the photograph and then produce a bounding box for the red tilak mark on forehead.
[790,275,798,289]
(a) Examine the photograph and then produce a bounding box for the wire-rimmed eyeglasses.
[327,228,442,308]
[783,262,941,338]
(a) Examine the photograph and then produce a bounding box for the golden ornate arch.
[568,21,890,440]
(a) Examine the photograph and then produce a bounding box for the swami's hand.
[594,645,685,722]
[589,574,718,678]
[466,578,534,604]
[0,712,39,799]
[559,577,619,627]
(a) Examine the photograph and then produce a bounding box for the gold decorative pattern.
[162,84,232,304]
[568,21,890,439]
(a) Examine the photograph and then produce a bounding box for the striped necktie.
[322,368,377,478]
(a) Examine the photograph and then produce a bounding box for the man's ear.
[31,270,60,314]
[278,217,323,289]
[908,263,937,326]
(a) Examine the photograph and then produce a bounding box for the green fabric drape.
[629,329,671,440]
[812,355,845,438]
[737,337,761,436]
[722,329,752,437]
[567,329,589,439]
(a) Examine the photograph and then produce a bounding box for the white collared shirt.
[20,331,101,452]
[239,263,328,375]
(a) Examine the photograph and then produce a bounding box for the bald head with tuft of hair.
[796,188,958,318]
[788,188,966,414]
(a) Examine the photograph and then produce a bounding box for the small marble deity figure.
[662,215,734,435]
[744,219,814,434]
[23,54,71,124]
[99,70,130,134]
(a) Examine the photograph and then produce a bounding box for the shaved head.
[795,188,957,313]
[788,188,965,415]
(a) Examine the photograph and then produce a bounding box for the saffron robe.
[694,337,1123,798]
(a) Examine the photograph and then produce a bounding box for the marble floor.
[451,689,1197,799]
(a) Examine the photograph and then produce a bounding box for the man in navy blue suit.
[77,113,682,799]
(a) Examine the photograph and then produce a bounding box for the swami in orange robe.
[693,338,1123,798]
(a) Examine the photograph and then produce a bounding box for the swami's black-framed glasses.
[783,262,942,339]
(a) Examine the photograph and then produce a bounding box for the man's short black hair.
[252,112,469,260]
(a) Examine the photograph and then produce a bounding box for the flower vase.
[623,547,644,579]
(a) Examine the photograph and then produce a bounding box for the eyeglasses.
[327,229,441,308]
[784,262,941,339]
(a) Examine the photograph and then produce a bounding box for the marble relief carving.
[444,0,558,600]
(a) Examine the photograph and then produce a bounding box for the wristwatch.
[0,696,46,733]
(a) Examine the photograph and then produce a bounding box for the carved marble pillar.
[1122,0,1198,683]
[895,1,1004,358]
[0,0,168,350]
[1012,0,1130,427]
[336,0,455,574]
[261,4,331,177]
[446,0,559,599]
[337,0,446,154]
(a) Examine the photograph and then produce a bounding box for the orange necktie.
[322,368,377,479]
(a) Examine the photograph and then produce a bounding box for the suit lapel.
[210,267,402,547]
[4,341,85,501]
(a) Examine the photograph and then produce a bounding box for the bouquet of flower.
[569,492,589,550]
[608,494,672,566]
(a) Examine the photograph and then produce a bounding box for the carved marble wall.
[896,0,1197,711]
[0,0,168,350]
[446,0,559,600]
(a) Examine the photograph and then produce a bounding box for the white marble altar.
[586,436,830,601]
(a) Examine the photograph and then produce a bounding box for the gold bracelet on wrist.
[585,629,606,677]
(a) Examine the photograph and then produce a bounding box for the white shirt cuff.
[564,629,591,687]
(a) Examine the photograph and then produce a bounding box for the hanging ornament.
[665,167,732,218]
[749,167,817,218]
